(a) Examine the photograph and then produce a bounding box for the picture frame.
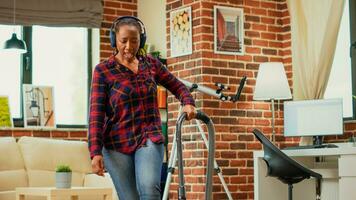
[170,6,192,57]
[0,96,13,127]
[214,6,244,55]
[23,84,56,128]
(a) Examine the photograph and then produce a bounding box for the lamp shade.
[3,33,27,53]
[253,62,292,100]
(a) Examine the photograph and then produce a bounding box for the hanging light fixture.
[3,0,27,53]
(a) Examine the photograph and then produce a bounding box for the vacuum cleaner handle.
[176,110,215,200]
[176,112,187,200]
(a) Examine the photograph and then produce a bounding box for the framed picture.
[23,84,55,128]
[0,96,13,127]
[214,6,244,55]
[170,6,192,57]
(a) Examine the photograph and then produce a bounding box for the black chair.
[252,129,322,200]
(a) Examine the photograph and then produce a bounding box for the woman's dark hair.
[113,17,142,34]
[113,17,146,56]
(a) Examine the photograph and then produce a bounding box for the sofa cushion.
[0,170,28,191]
[0,190,15,200]
[18,136,92,187]
[0,137,28,191]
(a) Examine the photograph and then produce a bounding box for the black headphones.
[109,16,147,49]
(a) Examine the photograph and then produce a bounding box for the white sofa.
[0,136,118,200]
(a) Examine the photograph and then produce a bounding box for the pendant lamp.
[3,0,27,53]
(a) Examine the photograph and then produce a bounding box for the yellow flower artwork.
[170,6,192,57]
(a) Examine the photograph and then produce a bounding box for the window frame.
[350,0,356,120]
[12,26,93,128]
[325,0,356,121]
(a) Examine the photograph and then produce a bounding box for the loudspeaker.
[109,16,147,49]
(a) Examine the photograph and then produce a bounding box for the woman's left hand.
[182,104,196,120]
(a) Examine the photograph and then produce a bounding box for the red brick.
[69,131,87,138]
[246,47,261,54]
[261,32,276,40]
[245,0,260,7]
[253,39,269,47]
[230,160,246,167]
[254,103,270,110]
[261,17,275,24]
[252,24,267,31]
[232,176,247,184]
[246,31,260,38]
[240,168,254,175]
[255,119,270,126]
[221,151,237,159]
[251,8,267,16]
[253,56,269,62]
[33,131,50,137]
[261,2,276,9]
[104,1,121,8]
[12,130,31,137]
[237,118,254,125]
[269,41,283,48]
[268,10,282,17]
[236,55,253,62]
[0,130,12,137]
[238,151,253,158]
[51,131,69,138]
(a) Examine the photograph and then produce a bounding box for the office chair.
[252,129,322,200]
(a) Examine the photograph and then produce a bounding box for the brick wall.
[0,128,87,141]
[166,0,292,199]
[164,1,356,199]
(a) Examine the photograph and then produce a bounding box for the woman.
[88,16,196,200]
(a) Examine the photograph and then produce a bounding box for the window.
[0,25,22,118]
[324,0,356,119]
[32,26,89,126]
[0,25,99,127]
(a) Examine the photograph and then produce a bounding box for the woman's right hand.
[91,155,105,176]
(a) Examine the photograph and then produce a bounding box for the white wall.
[138,0,166,58]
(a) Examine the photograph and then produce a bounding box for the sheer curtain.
[287,0,345,100]
[287,0,345,144]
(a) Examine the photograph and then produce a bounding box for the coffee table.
[16,187,112,200]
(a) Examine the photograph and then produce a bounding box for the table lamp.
[253,62,292,142]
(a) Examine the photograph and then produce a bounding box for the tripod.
[162,77,246,200]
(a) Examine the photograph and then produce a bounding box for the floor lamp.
[253,62,292,142]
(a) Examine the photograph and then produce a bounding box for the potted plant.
[55,164,72,188]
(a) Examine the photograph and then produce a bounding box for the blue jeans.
[103,139,164,200]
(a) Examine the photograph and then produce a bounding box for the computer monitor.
[284,98,344,147]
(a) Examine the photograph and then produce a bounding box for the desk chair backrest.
[252,129,322,185]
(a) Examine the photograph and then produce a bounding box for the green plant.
[150,51,161,59]
[55,164,72,173]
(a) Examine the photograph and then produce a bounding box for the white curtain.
[287,0,345,100]
[0,0,102,28]
[287,0,345,145]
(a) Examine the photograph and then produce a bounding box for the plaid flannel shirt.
[88,55,195,158]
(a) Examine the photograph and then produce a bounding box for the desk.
[253,143,356,200]
[16,187,112,200]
